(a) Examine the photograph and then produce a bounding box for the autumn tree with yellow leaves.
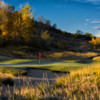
[19,4,35,43]
[0,1,36,45]
[90,32,100,48]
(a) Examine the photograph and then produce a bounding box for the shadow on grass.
[0,57,13,62]
[13,59,62,65]
[76,59,93,64]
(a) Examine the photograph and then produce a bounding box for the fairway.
[0,55,97,72]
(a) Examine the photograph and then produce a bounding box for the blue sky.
[3,0,100,36]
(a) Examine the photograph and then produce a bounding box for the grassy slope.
[0,45,98,58]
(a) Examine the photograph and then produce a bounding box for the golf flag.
[39,52,41,58]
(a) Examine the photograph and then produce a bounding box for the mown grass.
[0,59,88,72]
[0,58,95,72]
[0,59,33,64]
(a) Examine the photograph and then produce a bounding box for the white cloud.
[19,4,23,9]
[87,19,100,30]
[65,0,100,5]
[19,2,29,10]
[0,0,5,7]
[91,20,100,24]
[86,18,90,22]
[92,26,100,30]
[85,19,100,24]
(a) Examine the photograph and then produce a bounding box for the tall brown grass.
[47,51,98,59]
[0,64,99,100]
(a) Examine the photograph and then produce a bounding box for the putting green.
[0,55,97,72]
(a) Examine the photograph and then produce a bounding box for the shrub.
[3,77,14,86]
[41,30,50,40]
[90,37,100,48]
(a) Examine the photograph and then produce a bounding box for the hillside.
[0,3,94,56]
[0,20,93,52]
[35,22,93,52]
[0,20,94,58]
[0,20,94,59]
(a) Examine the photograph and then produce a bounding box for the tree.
[0,30,2,35]
[7,5,15,13]
[46,20,51,26]
[38,16,46,23]
[21,4,32,20]
[90,32,100,49]
[0,1,8,36]
[53,24,57,29]
[19,4,35,43]
[85,32,93,39]
[76,30,84,35]
[21,18,34,43]
[85,32,93,37]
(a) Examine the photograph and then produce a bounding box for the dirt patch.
[27,69,66,78]
[13,69,67,86]
[1,69,66,94]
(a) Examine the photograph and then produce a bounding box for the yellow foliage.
[41,30,50,40]
[90,36,100,49]
[90,32,100,48]
[22,14,28,20]
[21,5,32,20]
[62,30,66,35]
[90,37,96,45]
[2,31,7,35]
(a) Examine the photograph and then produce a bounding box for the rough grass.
[93,56,100,61]
[0,46,99,59]
[0,67,27,76]
[47,51,98,59]
[55,64,100,100]
[0,72,14,86]
[0,63,99,100]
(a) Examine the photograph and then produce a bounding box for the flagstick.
[39,52,41,64]
[39,59,40,64]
